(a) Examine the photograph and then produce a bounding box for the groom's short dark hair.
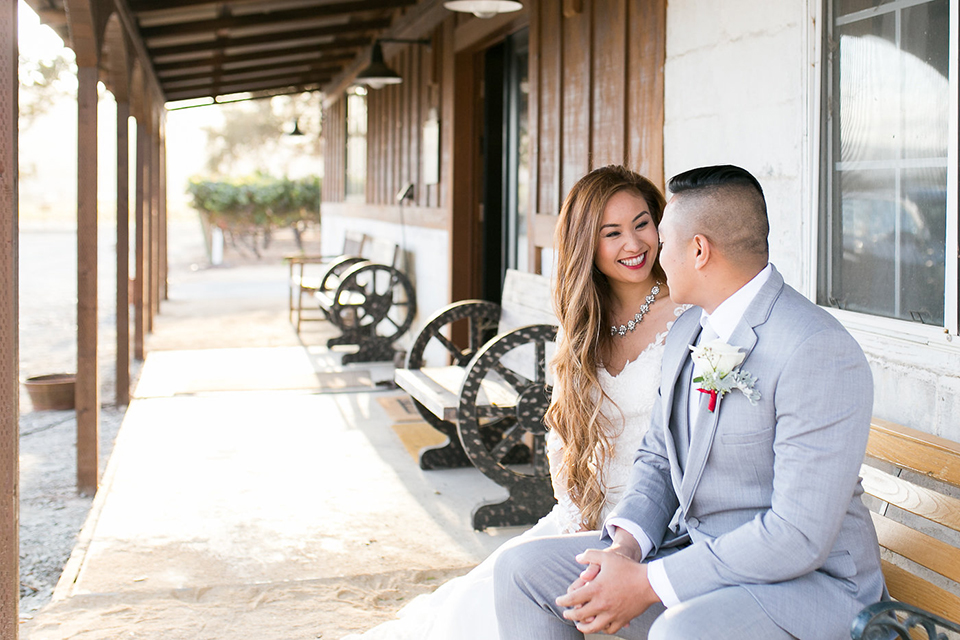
[668,164,765,200]
[667,164,769,263]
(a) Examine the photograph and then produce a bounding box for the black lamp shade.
[356,42,402,89]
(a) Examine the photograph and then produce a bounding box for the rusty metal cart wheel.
[327,261,417,364]
[405,300,502,470]
[457,323,557,529]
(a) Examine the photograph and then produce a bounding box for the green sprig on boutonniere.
[689,339,761,412]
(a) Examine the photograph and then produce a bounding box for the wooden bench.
[394,269,558,530]
[852,418,960,639]
[286,230,367,332]
[313,237,417,365]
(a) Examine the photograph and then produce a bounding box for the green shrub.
[187,173,320,254]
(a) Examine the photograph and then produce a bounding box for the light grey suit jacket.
[606,265,885,640]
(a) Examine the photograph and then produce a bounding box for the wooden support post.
[158,114,167,302]
[76,64,100,496]
[149,111,160,324]
[115,101,130,406]
[134,113,147,360]
[0,1,19,636]
[143,113,154,334]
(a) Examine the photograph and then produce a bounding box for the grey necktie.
[689,322,719,435]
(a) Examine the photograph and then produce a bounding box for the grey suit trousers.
[494,532,794,640]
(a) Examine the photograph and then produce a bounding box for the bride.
[343,165,684,639]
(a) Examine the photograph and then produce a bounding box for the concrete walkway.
[21,259,525,639]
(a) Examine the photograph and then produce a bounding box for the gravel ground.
[16,220,319,620]
[17,225,143,619]
[18,405,128,617]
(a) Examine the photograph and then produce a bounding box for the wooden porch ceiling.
[27,0,419,104]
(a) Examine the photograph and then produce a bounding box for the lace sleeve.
[546,429,584,534]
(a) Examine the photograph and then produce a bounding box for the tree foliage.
[201,92,322,177]
[187,173,321,255]
[19,48,77,128]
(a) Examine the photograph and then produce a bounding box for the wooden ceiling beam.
[146,20,385,54]
[150,34,369,60]
[164,75,329,101]
[157,53,351,77]
[153,41,361,70]
[139,0,414,39]
[160,61,344,86]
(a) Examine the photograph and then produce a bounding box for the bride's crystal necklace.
[610,281,662,337]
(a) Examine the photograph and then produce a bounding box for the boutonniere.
[689,339,761,412]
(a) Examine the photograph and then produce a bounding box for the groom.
[494,165,885,639]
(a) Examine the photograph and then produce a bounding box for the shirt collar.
[700,263,772,342]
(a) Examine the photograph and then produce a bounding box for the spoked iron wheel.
[406,300,502,369]
[318,256,366,309]
[457,323,558,529]
[405,301,502,469]
[332,262,416,340]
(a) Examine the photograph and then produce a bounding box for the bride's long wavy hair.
[546,165,666,531]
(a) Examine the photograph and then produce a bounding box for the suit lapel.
[677,267,785,508]
[660,311,701,493]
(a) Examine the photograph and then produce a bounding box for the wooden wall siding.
[592,0,626,168]
[535,2,561,220]
[359,37,443,209]
[321,28,447,217]
[322,97,346,202]
[627,0,665,185]
[320,0,664,264]
[561,5,591,201]
[528,0,665,224]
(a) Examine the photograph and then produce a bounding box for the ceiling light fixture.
[355,38,431,90]
[443,0,523,19]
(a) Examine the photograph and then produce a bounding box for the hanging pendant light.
[288,118,305,136]
[443,0,523,19]
[356,41,403,90]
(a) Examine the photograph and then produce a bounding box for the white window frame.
[807,0,960,355]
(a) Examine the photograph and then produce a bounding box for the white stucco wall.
[663,0,960,440]
[664,0,810,291]
[321,212,450,364]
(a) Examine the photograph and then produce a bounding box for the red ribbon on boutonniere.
[697,387,719,412]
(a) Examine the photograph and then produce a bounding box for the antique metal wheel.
[317,255,366,311]
[405,300,502,469]
[406,300,501,369]
[457,323,558,529]
[331,262,416,339]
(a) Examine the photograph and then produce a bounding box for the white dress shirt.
[605,264,773,608]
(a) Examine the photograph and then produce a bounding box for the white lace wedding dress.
[343,310,681,640]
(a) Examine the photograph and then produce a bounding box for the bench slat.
[880,559,960,623]
[394,367,461,422]
[871,511,960,584]
[861,464,960,533]
[394,366,520,423]
[868,418,960,489]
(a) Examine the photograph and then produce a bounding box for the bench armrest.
[851,601,960,640]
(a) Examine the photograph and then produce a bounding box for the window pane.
[838,17,897,163]
[901,1,950,159]
[820,0,950,327]
[836,169,897,316]
[838,0,895,16]
[900,167,946,324]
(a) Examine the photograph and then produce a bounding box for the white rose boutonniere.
[689,338,761,412]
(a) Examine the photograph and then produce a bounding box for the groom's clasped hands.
[556,534,661,636]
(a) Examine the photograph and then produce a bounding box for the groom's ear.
[693,234,711,271]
